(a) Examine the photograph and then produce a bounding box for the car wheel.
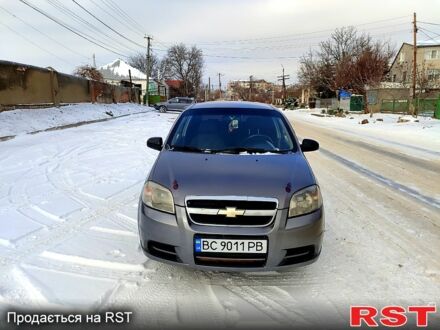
[159,106,167,113]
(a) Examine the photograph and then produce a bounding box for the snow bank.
[0,103,153,137]
[285,109,440,155]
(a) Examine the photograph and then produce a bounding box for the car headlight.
[288,185,322,217]
[142,181,175,214]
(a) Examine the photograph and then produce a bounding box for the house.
[165,79,184,98]
[99,59,168,100]
[389,41,440,89]
[226,79,276,100]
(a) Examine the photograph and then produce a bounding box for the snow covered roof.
[417,40,440,47]
[99,59,148,81]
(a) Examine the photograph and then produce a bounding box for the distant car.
[154,97,195,112]
[138,101,324,272]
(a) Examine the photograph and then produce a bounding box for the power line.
[418,21,440,27]
[0,20,74,66]
[71,0,145,49]
[151,48,300,60]
[88,0,142,36]
[101,0,146,32]
[162,15,410,45]
[45,0,138,54]
[418,27,440,41]
[19,0,129,57]
[418,27,440,38]
[0,5,90,61]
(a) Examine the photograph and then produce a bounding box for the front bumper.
[138,201,324,272]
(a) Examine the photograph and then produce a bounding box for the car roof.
[190,101,277,111]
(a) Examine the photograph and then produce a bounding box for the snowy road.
[0,108,439,328]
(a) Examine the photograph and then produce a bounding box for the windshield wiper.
[211,147,292,154]
[168,145,211,153]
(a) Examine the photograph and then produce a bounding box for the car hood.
[149,151,316,209]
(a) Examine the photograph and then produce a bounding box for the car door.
[174,98,187,111]
[183,98,195,110]
[167,98,179,111]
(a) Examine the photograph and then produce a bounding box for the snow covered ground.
[0,104,439,328]
[285,109,440,160]
[0,103,149,137]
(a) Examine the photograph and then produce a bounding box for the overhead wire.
[71,0,145,49]
[0,20,75,66]
[100,0,146,32]
[156,15,410,45]
[45,0,139,54]
[0,5,90,61]
[19,0,130,58]
[88,0,142,36]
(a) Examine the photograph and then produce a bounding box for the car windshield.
[166,108,297,153]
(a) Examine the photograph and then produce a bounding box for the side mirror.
[301,139,319,152]
[147,137,163,151]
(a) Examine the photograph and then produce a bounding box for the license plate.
[194,238,267,254]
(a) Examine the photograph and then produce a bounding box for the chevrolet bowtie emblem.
[218,207,245,218]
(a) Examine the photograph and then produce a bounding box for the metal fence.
[367,87,439,116]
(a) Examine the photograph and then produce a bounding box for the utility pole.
[128,69,133,102]
[218,73,223,99]
[92,53,96,68]
[144,35,152,106]
[208,77,211,101]
[277,64,290,106]
[412,12,418,115]
[249,75,253,101]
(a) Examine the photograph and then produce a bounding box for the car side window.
[169,116,192,145]
[274,117,294,149]
[169,98,177,104]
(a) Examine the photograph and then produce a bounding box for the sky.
[1,0,440,87]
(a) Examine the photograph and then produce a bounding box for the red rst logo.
[350,305,437,327]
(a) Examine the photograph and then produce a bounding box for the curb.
[0,110,151,142]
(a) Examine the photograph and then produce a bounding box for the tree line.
[128,44,204,98]
[298,26,395,98]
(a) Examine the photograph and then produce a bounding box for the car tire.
[159,106,167,113]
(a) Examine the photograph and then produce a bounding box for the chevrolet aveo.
[138,101,324,271]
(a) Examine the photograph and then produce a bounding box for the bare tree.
[128,52,163,79]
[229,83,250,101]
[73,65,103,81]
[164,44,204,97]
[298,27,394,99]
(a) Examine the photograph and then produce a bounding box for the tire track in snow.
[224,285,306,327]
[319,148,440,210]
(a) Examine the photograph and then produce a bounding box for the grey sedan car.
[154,97,195,112]
[138,101,324,271]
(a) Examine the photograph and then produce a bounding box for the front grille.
[191,214,273,226]
[187,199,277,210]
[186,196,278,227]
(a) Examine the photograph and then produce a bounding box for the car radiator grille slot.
[185,197,278,227]
[194,255,267,268]
[147,241,181,263]
[279,245,315,266]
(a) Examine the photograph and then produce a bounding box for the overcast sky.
[1,0,439,86]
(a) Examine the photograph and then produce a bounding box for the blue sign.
[339,89,351,99]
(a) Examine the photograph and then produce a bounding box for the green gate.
[381,99,409,113]
[350,95,364,112]
[414,98,437,116]
[436,96,440,119]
